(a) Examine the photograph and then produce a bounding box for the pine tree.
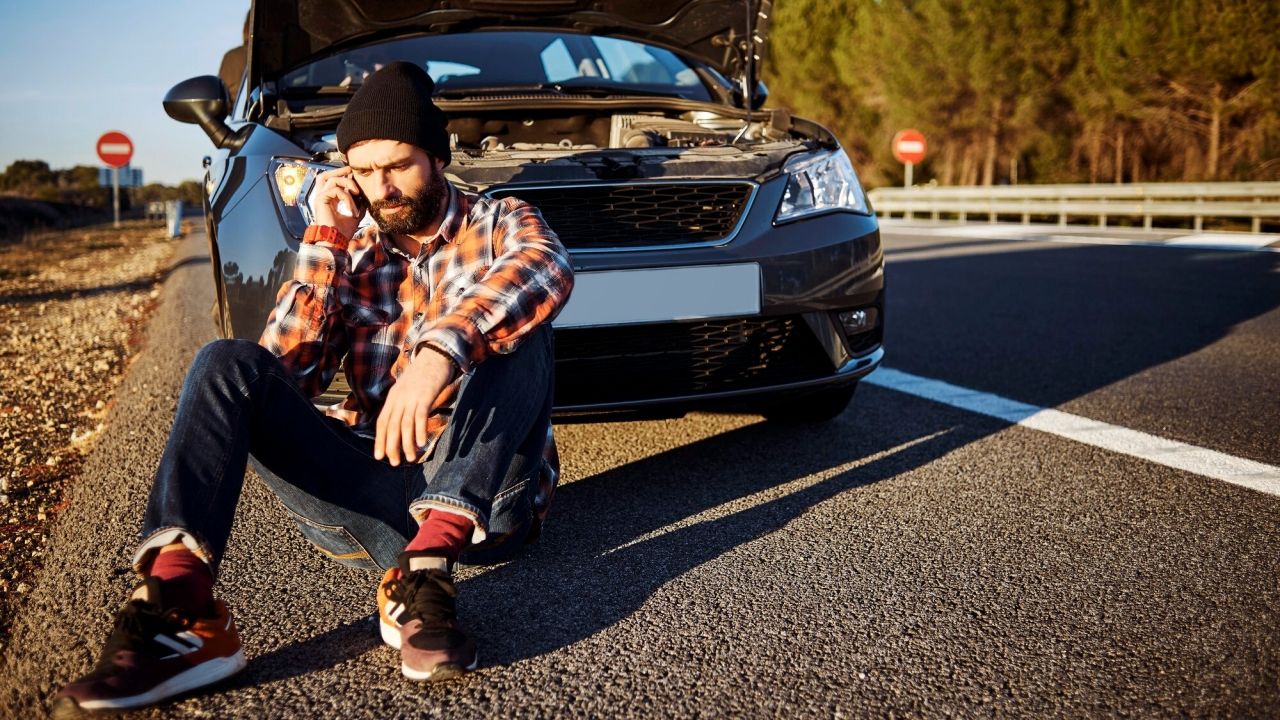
[764,0,1278,184]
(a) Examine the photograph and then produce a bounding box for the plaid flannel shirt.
[258,182,574,456]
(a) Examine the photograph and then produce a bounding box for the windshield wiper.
[433,83,566,98]
[434,81,680,100]
[553,80,682,98]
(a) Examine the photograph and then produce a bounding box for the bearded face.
[369,167,447,236]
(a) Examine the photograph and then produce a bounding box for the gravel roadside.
[0,220,180,654]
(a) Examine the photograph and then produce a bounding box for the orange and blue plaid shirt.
[259,182,574,451]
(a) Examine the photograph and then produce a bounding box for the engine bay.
[448,109,793,152]
[297,107,810,186]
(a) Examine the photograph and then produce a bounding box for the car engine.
[296,107,809,186]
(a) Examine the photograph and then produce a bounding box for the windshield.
[279,31,712,102]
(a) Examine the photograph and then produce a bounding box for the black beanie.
[337,61,451,166]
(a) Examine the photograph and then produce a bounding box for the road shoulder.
[0,230,215,716]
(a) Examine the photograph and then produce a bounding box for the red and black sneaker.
[377,556,477,681]
[51,577,245,717]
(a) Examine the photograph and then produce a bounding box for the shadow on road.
[464,404,986,667]
[223,615,382,690]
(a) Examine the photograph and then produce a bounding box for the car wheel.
[760,383,857,424]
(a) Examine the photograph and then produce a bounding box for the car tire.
[759,383,857,424]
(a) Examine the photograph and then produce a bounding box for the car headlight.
[268,157,379,239]
[775,150,871,224]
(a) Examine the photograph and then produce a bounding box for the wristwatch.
[302,224,350,250]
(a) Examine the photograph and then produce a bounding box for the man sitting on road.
[54,62,574,715]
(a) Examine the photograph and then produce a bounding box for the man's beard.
[370,171,447,236]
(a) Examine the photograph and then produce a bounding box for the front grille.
[553,316,834,407]
[489,182,754,251]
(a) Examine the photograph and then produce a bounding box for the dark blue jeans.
[133,325,553,575]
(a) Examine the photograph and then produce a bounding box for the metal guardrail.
[868,182,1280,232]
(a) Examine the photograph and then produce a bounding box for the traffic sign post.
[892,129,927,189]
[96,131,134,229]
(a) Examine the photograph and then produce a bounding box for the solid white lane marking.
[1164,232,1277,249]
[865,368,1280,498]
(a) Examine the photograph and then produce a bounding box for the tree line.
[765,0,1280,188]
[0,160,202,209]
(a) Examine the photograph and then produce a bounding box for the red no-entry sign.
[892,129,927,165]
[97,131,134,168]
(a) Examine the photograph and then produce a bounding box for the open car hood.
[250,0,770,89]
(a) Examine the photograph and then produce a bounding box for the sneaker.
[51,577,245,717]
[377,556,477,681]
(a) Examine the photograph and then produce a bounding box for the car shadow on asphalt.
[458,394,994,668]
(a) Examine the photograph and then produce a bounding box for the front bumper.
[548,175,884,414]
[552,339,882,417]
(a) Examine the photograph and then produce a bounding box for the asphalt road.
[2,225,1278,718]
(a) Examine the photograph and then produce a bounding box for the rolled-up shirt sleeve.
[411,199,573,373]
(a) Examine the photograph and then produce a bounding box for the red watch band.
[303,225,350,250]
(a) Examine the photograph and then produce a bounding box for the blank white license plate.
[555,264,761,329]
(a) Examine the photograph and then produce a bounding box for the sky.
[0,1,248,186]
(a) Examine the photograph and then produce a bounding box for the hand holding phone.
[311,166,365,239]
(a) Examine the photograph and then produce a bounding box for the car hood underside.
[251,0,770,88]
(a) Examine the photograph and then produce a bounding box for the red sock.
[404,510,474,561]
[145,543,214,616]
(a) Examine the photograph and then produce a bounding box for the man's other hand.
[311,166,364,241]
[375,348,457,466]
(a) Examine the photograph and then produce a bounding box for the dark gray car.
[164,0,884,423]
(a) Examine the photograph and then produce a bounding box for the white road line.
[864,368,1280,498]
[1164,232,1278,249]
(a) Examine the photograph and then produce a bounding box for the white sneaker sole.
[380,618,478,680]
[76,648,247,710]
[401,654,479,681]
[380,617,402,649]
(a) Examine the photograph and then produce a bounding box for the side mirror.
[163,76,245,150]
[733,80,769,111]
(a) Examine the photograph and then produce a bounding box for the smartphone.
[337,189,369,219]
